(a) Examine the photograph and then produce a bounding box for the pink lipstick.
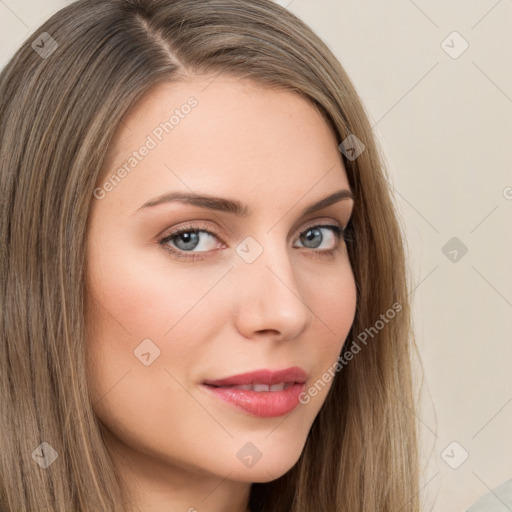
[202,367,307,418]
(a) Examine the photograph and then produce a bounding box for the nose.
[231,239,313,342]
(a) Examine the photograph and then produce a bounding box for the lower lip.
[202,383,305,417]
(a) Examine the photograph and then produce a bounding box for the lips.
[201,367,308,418]
[202,367,308,387]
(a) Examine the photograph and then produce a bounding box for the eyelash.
[158,221,352,262]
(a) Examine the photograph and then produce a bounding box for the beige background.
[1,1,511,510]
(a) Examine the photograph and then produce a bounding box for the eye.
[159,222,224,260]
[159,221,349,261]
[292,224,344,251]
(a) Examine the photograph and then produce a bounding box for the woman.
[0,0,421,510]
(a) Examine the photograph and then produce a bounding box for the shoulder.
[466,479,512,511]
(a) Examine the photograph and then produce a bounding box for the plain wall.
[1,1,511,510]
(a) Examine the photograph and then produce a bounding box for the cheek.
[298,261,357,401]
[85,237,221,341]
[321,264,356,334]
[308,256,356,339]
[84,241,231,401]
[84,248,228,464]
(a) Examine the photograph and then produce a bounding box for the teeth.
[218,382,294,392]
[253,383,270,392]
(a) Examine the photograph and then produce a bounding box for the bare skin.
[85,75,356,512]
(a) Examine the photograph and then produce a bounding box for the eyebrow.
[136,189,354,217]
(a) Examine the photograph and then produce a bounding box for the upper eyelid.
[160,217,345,243]
[153,197,354,237]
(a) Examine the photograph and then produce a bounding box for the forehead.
[97,75,350,216]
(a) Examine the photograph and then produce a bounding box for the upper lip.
[202,366,308,387]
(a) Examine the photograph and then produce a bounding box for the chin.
[225,441,304,483]
[230,462,298,483]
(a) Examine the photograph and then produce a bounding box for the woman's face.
[85,75,356,490]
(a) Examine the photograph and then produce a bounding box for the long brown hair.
[0,0,421,510]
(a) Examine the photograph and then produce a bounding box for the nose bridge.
[232,232,312,338]
[236,232,296,291]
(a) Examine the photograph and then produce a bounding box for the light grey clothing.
[466,479,512,511]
